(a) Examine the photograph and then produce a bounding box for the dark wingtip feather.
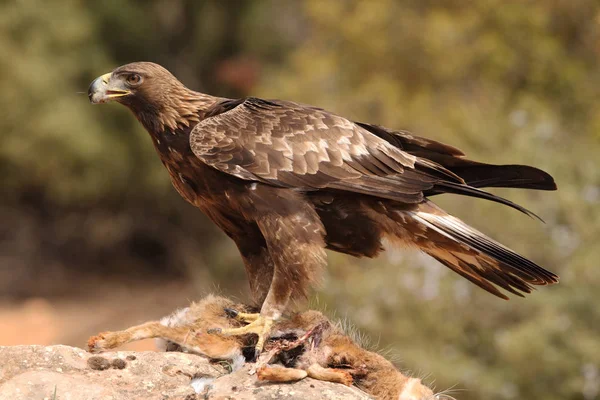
[509,165,557,191]
[492,165,558,191]
[539,169,558,191]
[452,164,558,191]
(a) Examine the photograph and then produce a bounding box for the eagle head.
[88,62,211,133]
[88,62,181,106]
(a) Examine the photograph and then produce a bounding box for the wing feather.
[190,97,544,215]
[190,98,451,203]
[356,122,557,192]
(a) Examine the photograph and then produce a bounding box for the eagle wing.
[190,97,465,204]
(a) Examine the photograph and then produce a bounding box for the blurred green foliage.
[1,1,599,399]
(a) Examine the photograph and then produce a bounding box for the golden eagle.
[89,62,558,353]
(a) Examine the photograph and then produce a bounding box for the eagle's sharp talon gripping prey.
[223,307,239,319]
[224,308,260,324]
[210,308,270,355]
[89,62,558,355]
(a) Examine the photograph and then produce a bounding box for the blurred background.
[1,0,599,398]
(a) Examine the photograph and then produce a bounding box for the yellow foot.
[208,313,273,357]
[223,308,260,324]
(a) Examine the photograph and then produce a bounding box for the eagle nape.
[88,62,558,358]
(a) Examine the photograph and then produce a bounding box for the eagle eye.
[126,73,142,86]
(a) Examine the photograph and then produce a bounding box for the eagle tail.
[406,202,558,299]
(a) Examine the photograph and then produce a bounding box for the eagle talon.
[223,309,260,324]
[206,328,222,334]
[224,308,239,319]
[210,314,273,356]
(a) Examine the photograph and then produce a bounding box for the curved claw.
[223,308,260,324]
[224,308,239,319]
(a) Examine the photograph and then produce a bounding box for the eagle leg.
[216,200,327,359]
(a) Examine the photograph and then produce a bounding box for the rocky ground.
[0,345,371,400]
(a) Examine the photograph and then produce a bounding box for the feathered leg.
[213,200,327,356]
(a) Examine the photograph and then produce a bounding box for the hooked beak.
[88,72,131,104]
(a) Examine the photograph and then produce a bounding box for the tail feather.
[427,252,514,299]
[409,202,558,299]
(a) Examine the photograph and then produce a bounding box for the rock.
[204,364,368,400]
[0,345,370,400]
